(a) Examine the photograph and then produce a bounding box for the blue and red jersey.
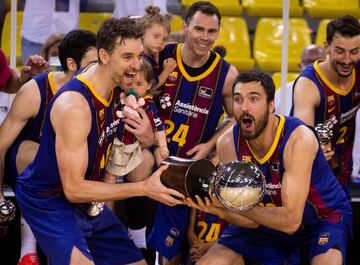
[233,115,352,235]
[294,61,360,187]
[17,73,120,194]
[156,43,230,158]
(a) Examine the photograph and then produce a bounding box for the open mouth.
[123,72,136,83]
[241,117,254,131]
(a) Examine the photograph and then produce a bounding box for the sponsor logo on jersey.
[164,82,176,87]
[160,94,172,109]
[198,86,213,99]
[270,162,279,172]
[170,227,180,237]
[173,100,209,118]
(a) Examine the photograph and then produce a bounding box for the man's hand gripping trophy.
[160,156,266,212]
[315,123,334,162]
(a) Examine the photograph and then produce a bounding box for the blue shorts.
[147,203,189,260]
[219,218,351,265]
[4,140,22,189]
[16,183,143,265]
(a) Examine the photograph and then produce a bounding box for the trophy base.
[160,156,216,199]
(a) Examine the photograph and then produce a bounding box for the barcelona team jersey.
[194,210,228,243]
[156,43,230,158]
[17,74,120,194]
[117,95,164,145]
[233,116,352,235]
[295,61,360,187]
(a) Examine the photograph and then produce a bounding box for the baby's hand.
[163,58,177,73]
[160,147,169,159]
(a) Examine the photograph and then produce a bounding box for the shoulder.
[14,79,41,110]
[51,91,91,124]
[285,124,318,154]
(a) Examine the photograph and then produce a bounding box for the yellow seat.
[254,18,311,72]
[315,19,331,46]
[213,17,254,71]
[1,11,23,65]
[272,72,299,90]
[181,0,242,16]
[79,12,112,34]
[170,14,183,32]
[303,0,360,18]
[242,0,303,17]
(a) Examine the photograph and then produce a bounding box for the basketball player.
[0,29,98,263]
[186,71,352,265]
[14,18,184,265]
[292,15,360,192]
[148,1,238,264]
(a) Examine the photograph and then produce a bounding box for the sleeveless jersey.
[194,210,228,243]
[294,61,360,186]
[15,71,56,143]
[233,116,352,236]
[17,75,120,194]
[117,95,164,145]
[156,43,230,158]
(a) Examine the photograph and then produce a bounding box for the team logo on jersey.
[198,86,213,99]
[165,236,174,247]
[242,156,252,162]
[168,71,178,81]
[160,93,172,109]
[99,109,105,121]
[318,232,329,246]
[327,95,335,107]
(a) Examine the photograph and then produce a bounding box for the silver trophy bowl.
[212,161,266,212]
[160,157,266,212]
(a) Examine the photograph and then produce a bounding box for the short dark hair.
[97,17,142,63]
[326,15,360,44]
[232,71,275,103]
[58,29,97,71]
[185,1,221,25]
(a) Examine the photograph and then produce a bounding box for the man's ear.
[66,58,77,72]
[98,48,109,65]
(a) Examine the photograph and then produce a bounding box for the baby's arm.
[155,58,177,89]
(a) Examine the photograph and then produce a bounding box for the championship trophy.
[0,200,16,226]
[160,156,266,212]
[314,123,333,145]
[78,202,105,217]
